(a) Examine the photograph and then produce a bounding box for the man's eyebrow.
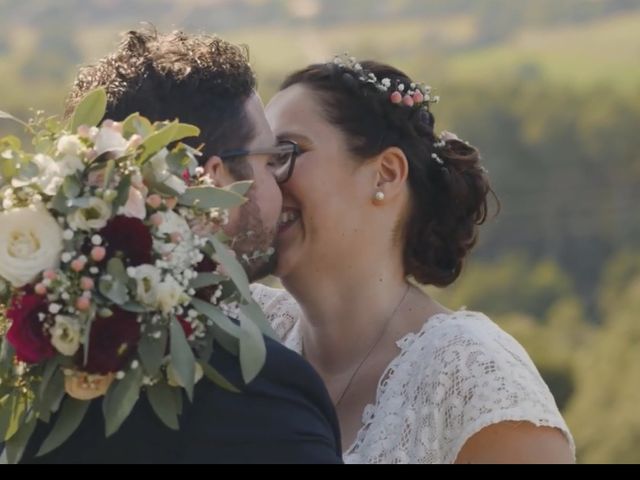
[276,132,312,144]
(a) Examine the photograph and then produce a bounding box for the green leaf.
[224,181,253,197]
[138,122,180,165]
[138,331,167,377]
[0,338,14,377]
[210,236,252,301]
[0,395,13,441]
[4,414,37,464]
[0,111,28,129]
[103,368,143,437]
[238,312,267,384]
[121,113,143,137]
[169,319,196,402]
[37,371,65,422]
[0,135,22,150]
[107,258,129,285]
[37,398,90,457]
[147,383,180,431]
[112,174,132,212]
[240,301,279,342]
[62,175,82,198]
[199,362,241,394]
[120,302,148,314]
[178,186,247,210]
[50,189,71,214]
[102,159,116,189]
[190,273,226,290]
[3,394,26,442]
[190,298,242,341]
[70,88,107,132]
[99,277,130,306]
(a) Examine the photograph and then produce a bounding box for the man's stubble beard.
[229,190,279,283]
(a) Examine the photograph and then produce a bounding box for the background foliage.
[1,0,638,463]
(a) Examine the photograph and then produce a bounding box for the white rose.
[33,154,64,195]
[67,197,112,231]
[58,154,85,177]
[133,265,162,308]
[156,275,185,314]
[57,135,83,157]
[50,315,82,356]
[94,126,128,157]
[0,206,64,287]
[118,187,147,220]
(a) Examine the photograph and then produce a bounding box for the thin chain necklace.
[304,284,412,408]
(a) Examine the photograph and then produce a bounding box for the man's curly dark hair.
[66,27,257,178]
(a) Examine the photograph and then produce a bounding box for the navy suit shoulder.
[177,336,342,463]
[16,335,342,464]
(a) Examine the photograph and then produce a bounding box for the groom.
[16,28,342,464]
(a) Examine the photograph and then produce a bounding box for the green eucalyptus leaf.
[103,367,143,437]
[70,88,107,132]
[107,258,129,284]
[199,362,241,394]
[224,181,253,197]
[63,175,82,198]
[4,414,37,464]
[37,398,90,457]
[210,236,252,301]
[240,301,278,342]
[37,370,65,422]
[238,312,267,384]
[190,273,226,290]
[3,394,26,442]
[190,298,240,356]
[138,331,167,377]
[0,338,14,377]
[112,174,132,212]
[0,394,13,441]
[138,122,181,164]
[147,383,180,431]
[178,186,247,210]
[169,319,196,402]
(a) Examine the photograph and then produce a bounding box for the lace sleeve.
[422,313,576,463]
[250,283,301,343]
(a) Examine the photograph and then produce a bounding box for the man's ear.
[203,155,234,187]
[373,146,409,201]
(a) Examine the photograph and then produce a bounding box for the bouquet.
[0,89,273,463]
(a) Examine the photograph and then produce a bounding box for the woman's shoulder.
[250,283,301,341]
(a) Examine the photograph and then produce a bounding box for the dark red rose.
[194,256,220,302]
[178,316,194,339]
[100,216,152,266]
[6,293,56,364]
[80,307,141,374]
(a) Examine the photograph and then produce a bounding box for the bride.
[253,57,575,463]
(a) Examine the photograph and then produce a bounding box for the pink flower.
[119,187,147,220]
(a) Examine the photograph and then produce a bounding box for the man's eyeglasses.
[219,140,300,185]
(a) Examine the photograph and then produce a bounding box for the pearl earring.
[374,191,385,203]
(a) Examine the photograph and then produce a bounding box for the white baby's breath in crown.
[332,53,440,109]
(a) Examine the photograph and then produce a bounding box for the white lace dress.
[251,284,575,464]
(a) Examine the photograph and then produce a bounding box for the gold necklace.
[304,284,411,408]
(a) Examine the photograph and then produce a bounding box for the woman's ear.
[373,147,409,201]
[203,155,234,187]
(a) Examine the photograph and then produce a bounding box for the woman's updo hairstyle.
[281,56,496,287]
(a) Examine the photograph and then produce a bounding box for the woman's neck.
[282,255,414,375]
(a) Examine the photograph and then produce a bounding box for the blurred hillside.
[1,0,639,463]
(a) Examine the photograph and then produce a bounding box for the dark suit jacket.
[12,337,342,464]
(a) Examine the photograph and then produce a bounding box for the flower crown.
[332,54,440,110]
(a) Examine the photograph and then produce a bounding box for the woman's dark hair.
[281,61,497,287]
[65,27,256,178]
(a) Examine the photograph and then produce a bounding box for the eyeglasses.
[219,140,300,185]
